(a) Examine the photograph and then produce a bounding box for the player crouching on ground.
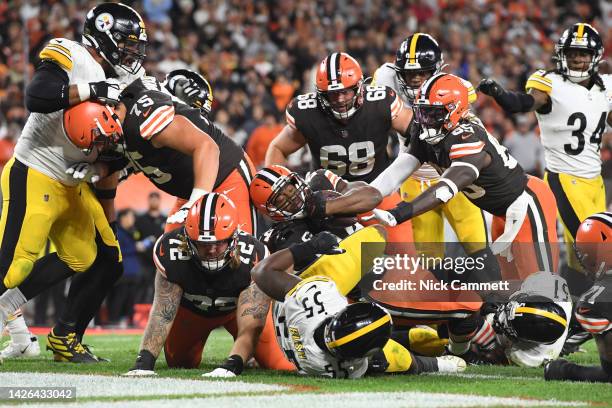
[545,212,612,383]
[124,193,293,377]
[252,230,466,378]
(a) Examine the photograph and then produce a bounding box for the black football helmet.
[493,295,568,345]
[394,33,444,100]
[554,23,603,83]
[324,302,392,360]
[164,69,214,117]
[82,3,147,75]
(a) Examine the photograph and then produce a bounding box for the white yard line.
[0,372,287,398]
[18,391,588,408]
[427,372,544,381]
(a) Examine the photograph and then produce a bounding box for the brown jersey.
[286,85,403,183]
[407,118,527,216]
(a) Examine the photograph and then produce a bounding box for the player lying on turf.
[251,229,466,378]
[251,165,488,363]
[470,271,571,367]
[124,193,293,377]
[545,212,612,383]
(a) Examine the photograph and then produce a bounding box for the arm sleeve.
[25,61,70,113]
[370,151,421,197]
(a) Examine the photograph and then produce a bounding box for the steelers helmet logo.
[95,13,114,32]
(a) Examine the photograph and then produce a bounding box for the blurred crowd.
[1,0,611,325]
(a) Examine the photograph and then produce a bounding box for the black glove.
[289,231,345,266]
[89,80,122,104]
[131,349,156,371]
[305,191,327,218]
[544,359,571,381]
[477,78,504,98]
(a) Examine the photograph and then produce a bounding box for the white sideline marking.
[428,372,543,381]
[0,372,286,397]
[21,392,587,408]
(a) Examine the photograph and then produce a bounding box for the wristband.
[133,349,156,371]
[390,201,413,224]
[77,83,91,102]
[220,354,244,375]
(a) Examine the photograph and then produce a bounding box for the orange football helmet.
[184,192,239,271]
[414,73,470,144]
[249,165,311,221]
[63,101,123,154]
[315,52,364,120]
[574,211,612,280]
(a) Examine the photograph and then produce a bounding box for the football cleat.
[46,330,98,363]
[436,355,467,373]
[1,336,40,359]
[82,344,110,362]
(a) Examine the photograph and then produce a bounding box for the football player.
[545,212,612,382]
[308,74,559,280]
[251,230,466,377]
[472,271,571,367]
[0,3,147,362]
[64,75,257,235]
[265,52,413,245]
[479,23,611,294]
[372,33,494,273]
[0,68,212,361]
[124,193,293,377]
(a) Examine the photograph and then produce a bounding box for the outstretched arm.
[478,78,550,113]
[125,271,183,375]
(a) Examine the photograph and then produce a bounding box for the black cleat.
[46,330,99,363]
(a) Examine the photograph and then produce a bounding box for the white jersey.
[496,272,572,367]
[272,276,368,378]
[526,70,612,178]
[14,38,106,185]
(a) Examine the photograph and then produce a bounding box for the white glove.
[122,369,157,377]
[166,206,189,225]
[202,367,237,378]
[361,208,398,227]
[66,162,102,183]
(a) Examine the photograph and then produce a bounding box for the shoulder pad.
[132,90,175,140]
[446,123,485,160]
[286,276,334,299]
[525,69,552,95]
[39,38,73,72]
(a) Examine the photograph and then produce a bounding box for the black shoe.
[46,330,98,363]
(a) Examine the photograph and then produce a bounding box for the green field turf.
[1,330,611,406]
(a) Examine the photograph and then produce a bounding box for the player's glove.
[166,207,189,225]
[202,354,244,378]
[123,350,156,376]
[544,359,571,381]
[477,78,504,98]
[289,231,345,265]
[304,190,327,218]
[66,162,103,183]
[89,78,124,105]
[361,202,413,227]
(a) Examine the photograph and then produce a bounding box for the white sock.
[0,288,27,314]
[7,311,31,343]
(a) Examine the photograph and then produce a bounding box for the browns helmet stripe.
[408,33,421,63]
[201,193,219,233]
[587,212,612,229]
[327,52,341,86]
[420,72,446,100]
[258,168,282,186]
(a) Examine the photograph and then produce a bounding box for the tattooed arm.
[140,271,183,356]
[229,282,271,363]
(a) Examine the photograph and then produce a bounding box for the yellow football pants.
[545,171,606,270]
[401,177,488,257]
[0,158,119,288]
